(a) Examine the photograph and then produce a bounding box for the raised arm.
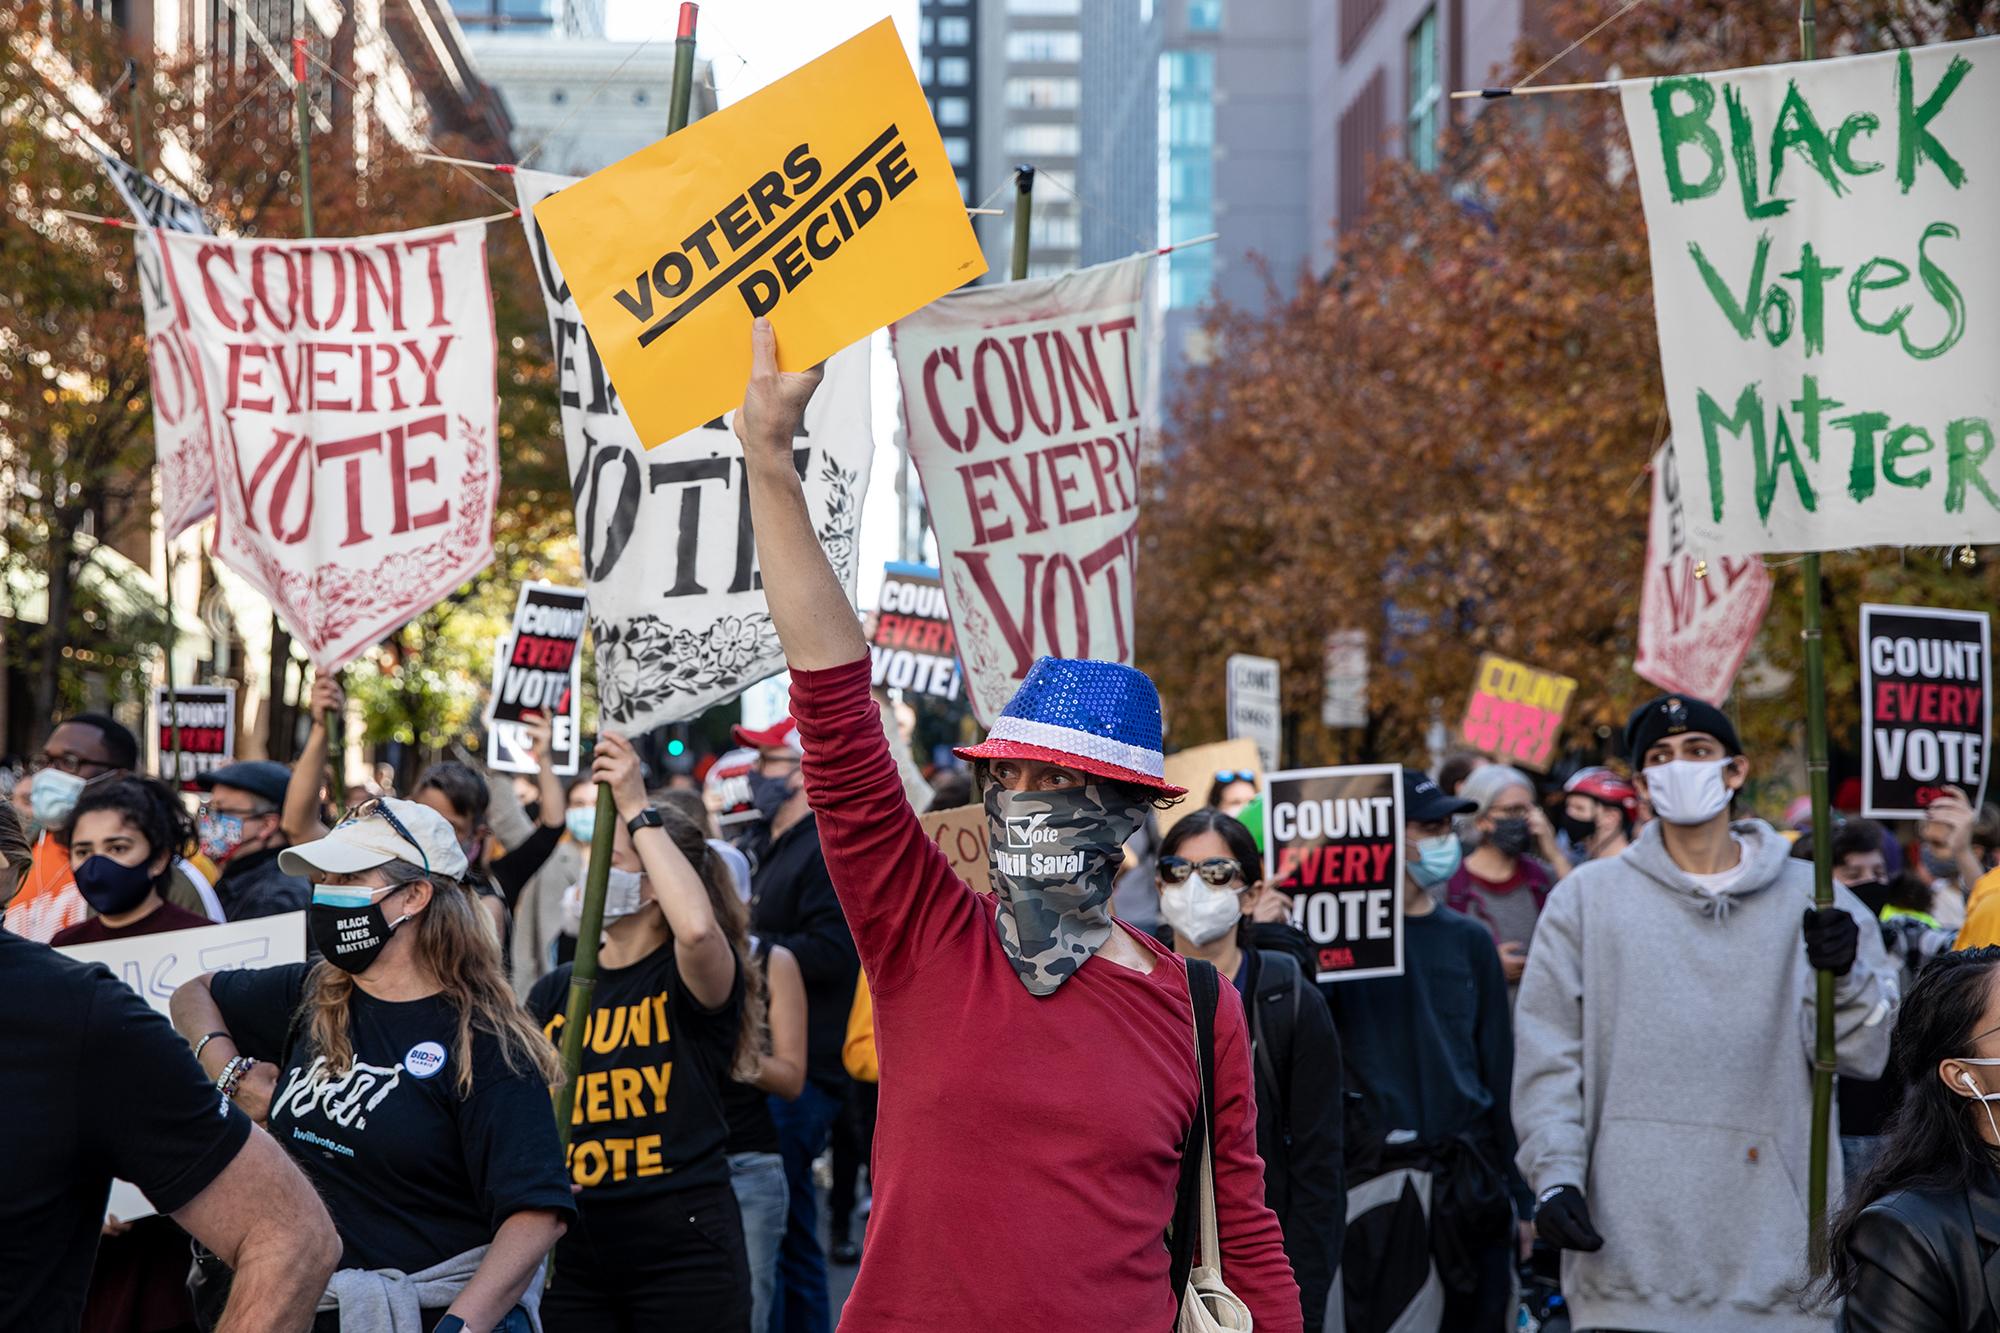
[282,676,341,843]
[737,317,864,672]
[597,731,735,1010]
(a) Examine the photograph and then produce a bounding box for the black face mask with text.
[309,884,415,974]
[985,783,1147,997]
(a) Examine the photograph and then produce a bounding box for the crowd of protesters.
[7,326,2000,1333]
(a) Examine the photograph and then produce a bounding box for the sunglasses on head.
[1213,770,1256,785]
[1158,856,1245,887]
[338,798,432,875]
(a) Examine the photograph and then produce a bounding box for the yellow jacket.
[1952,867,2000,950]
[843,972,878,1084]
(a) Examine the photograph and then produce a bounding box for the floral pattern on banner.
[593,456,861,726]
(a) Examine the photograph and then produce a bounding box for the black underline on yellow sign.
[636,123,903,348]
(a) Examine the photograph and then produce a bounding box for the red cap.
[1564,766,1637,813]
[732,717,803,754]
[677,3,698,40]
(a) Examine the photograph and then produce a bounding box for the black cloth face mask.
[309,884,415,974]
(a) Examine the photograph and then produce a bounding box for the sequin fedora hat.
[954,657,1186,795]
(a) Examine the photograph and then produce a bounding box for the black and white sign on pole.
[1264,764,1405,983]
[1861,604,1990,819]
[487,583,588,777]
[1226,654,1281,773]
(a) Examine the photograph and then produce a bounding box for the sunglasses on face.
[1158,856,1245,887]
[1213,770,1256,785]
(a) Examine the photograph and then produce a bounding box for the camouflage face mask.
[985,782,1148,997]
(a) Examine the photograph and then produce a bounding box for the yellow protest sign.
[1458,653,1579,772]
[532,19,986,447]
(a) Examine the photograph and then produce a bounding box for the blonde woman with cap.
[171,797,573,1333]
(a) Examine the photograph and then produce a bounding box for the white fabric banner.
[890,254,1156,724]
[1634,439,1773,705]
[514,171,873,732]
[1620,38,2000,555]
[155,222,501,672]
[94,149,219,538]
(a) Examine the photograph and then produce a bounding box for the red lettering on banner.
[973,339,1022,444]
[958,461,1013,545]
[352,247,403,333]
[959,551,1044,676]
[924,347,976,453]
[403,336,455,407]
[1009,332,1063,436]
[1045,441,1096,523]
[387,415,450,534]
[316,432,385,547]
[1040,554,1088,657]
[402,233,457,329]
[993,454,1049,536]
[198,245,253,332]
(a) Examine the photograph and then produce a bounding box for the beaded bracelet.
[215,1055,258,1102]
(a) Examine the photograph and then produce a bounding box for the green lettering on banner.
[1833,409,1889,502]
[1882,424,1936,488]
[1944,418,2000,514]
[1780,243,1843,356]
[1848,256,1912,338]
[1697,382,1764,522]
[1759,411,1817,522]
[1767,80,1847,198]
[1906,222,1966,360]
[1653,77,1726,203]
[1791,374,1844,474]
[1896,49,1970,193]
[1689,234,1769,339]
[1831,113,1883,177]
[1726,84,1789,219]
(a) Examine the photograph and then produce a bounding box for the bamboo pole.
[553,0,701,1150]
[1010,165,1035,282]
[1801,0,1836,1264]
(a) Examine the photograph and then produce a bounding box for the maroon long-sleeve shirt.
[791,658,1301,1331]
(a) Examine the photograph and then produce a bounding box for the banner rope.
[1031,165,1156,254]
[1451,0,1649,99]
[54,204,518,232]
[515,35,661,170]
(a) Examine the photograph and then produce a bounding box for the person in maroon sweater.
[736,318,1300,1331]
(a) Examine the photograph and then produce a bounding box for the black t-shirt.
[0,931,251,1332]
[722,943,779,1156]
[209,963,574,1273]
[527,943,741,1269]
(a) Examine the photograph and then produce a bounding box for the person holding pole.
[1513,695,1896,1333]
[170,798,573,1332]
[734,317,1301,1330]
[526,732,755,1332]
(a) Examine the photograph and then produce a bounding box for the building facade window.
[1004,76,1080,108]
[936,55,970,85]
[1005,30,1082,63]
[1406,7,1441,172]
[1030,212,1080,248]
[936,96,970,127]
[1005,122,1081,156]
[1158,49,1215,308]
[1008,0,1080,12]
[1188,0,1223,30]
[944,136,971,168]
[938,15,972,44]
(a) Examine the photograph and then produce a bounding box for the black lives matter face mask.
[985,783,1148,997]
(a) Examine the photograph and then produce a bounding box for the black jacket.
[1841,1169,2000,1333]
[214,847,310,921]
[1244,948,1347,1333]
[742,812,859,1092]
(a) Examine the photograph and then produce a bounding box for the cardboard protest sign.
[95,149,220,539]
[921,802,991,895]
[531,19,984,447]
[1264,765,1404,982]
[1459,654,1577,772]
[486,583,587,777]
[516,170,874,733]
[1158,738,1263,819]
[871,562,962,701]
[1227,655,1281,772]
[706,748,759,829]
[1635,439,1773,705]
[152,685,235,792]
[61,912,307,1220]
[894,254,1156,723]
[1861,603,1990,818]
[155,222,500,672]
[1620,40,2000,556]
[1322,630,1369,729]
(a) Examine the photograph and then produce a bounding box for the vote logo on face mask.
[997,810,1082,878]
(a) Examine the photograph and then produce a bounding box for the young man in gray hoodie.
[1512,695,1898,1333]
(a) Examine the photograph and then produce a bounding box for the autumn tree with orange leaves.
[1139,0,2000,795]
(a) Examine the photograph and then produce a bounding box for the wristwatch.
[433,1319,466,1333]
[626,807,664,836]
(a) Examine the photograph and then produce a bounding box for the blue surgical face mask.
[565,808,596,844]
[1409,833,1464,888]
[32,769,87,830]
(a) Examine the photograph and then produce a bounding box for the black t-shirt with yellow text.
[527,943,741,1268]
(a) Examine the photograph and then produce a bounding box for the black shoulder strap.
[1168,958,1221,1305]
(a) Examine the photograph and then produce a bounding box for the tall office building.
[458,1,713,176]
[959,0,1084,279]
[917,0,978,206]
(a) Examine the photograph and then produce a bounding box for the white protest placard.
[1226,654,1282,772]
[1322,630,1369,729]
[152,684,236,792]
[1634,439,1773,704]
[1860,603,1991,818]
[59,912,307,1221]
[515,170,873,734]
[154,222,501,671]
[892,254,1155,723]
[94,149,220,539]
[486,582,587,776]
[1620,40,2000,555]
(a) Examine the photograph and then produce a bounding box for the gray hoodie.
[1513,819,1897,1333]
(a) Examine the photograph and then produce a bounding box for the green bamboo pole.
[553,0,702,1149]
[1798,0,1836,1266]
[1010,165,1035,281]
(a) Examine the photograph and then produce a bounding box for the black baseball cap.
[197,760,291,807]
[1623,695,1743,764]
[1404,768,1477,824]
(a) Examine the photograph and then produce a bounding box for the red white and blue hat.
[954,657,1185,795]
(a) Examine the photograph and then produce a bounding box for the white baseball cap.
[279,797,469,881]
